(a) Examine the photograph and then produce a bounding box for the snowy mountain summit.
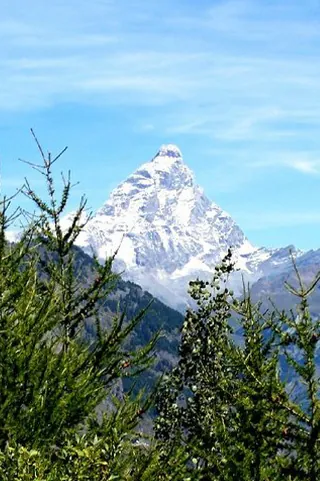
[75,145,298,310]
[155,144,182,158]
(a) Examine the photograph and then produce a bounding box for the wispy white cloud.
[248,152,320,175]
[1,0,320,185]
[289,159,320,174]
[176,0,320,41]
[1,0,319,113]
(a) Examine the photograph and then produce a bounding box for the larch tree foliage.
[0,131,159,479]
[230,289,290,480]
[269,261,320,481]
[155,250,320,480]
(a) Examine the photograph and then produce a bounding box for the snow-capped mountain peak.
[154,144,183,160]
[75,145,265,309]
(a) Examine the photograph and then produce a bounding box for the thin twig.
[30,128,46,163]
[51,146,68,165]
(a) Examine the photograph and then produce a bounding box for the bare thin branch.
[51,146,68,165]
[30,128,46,163]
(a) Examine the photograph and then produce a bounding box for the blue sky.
[1,0,320,250]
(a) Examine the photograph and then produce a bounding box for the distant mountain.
[72,144,309,311]
[250,248,320,315]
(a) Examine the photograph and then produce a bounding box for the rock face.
[73,144,304,311]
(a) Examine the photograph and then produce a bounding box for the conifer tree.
[230,290,290,480]
[270,263,320,480]
[0,131,158,478]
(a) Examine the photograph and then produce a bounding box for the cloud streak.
[1,1,320,109]
[248,152,320,175]
[1,0,320,183]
